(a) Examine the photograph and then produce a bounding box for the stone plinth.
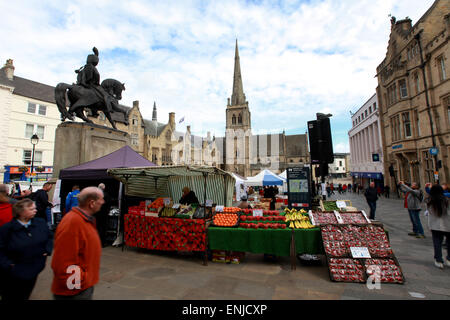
[52,122,130,179]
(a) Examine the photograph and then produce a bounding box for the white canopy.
[231,172,247,201]
[244,169,284,187]
[279,170,287,179]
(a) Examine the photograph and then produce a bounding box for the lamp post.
[30,133,39,188]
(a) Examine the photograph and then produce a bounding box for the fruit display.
[310,211,339,225]
[160,207,177,217]
[240,215,286,223]
[321,225,393,258]
[284,208,315,229]
[221,207,241,214]
[212,213,239,227]
[239,223,287,229]
[240,209,280,216]
[178,205,196,217]
[339,212,370,224]
[322,201,339,211]
[364,259,404,284]
[328,258,365,283]
[148,198,165,209]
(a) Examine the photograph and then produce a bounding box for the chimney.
[133,100,139,108]
[3,59,14,80]
[169,112,175,127]
[187,125,191,133]
[152,102,157,121]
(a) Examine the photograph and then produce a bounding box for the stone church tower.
[225,40,252,177]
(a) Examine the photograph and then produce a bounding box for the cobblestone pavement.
[29,191,450,300]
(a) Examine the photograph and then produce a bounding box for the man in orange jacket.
[51,186,104,300]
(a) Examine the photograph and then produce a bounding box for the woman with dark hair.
[424,184,450,269]
[0,199,53,300]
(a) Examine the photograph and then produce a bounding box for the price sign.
[350,247,371,259]
[205,200,213,207]
[336,201,347,209]
[172,203,180,209]
[253,209,263,217]
[163,198,171,206]
[215,205,224,212]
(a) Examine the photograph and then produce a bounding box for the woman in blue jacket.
[0,198,53,300]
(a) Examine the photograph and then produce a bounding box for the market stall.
[108,165,235,264]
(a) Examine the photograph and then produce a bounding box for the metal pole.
[30,143,35,188]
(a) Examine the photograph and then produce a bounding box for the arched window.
[238,113,242,124]
[232,114,236,125]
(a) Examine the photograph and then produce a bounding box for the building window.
[132,117,138,126]
[238,113,242,124]
[423,151,433,182]
[414,109,421,137]
[25,124,44,139]
[232,114,236,125]
[131,134,139,146]
[27,103,46,116]
[369,106,372,114]
[166,130,171,141]
[414,72,420,95]
[23,150,42,166]
[438,56,446,81]
[38,105,47,116]
[373,102,377,111]
[358,116,360,122]
[387,83,397,106]
[391,114,401,141]
[402,112,411,138]
[365,110,368,117]
[399,79,408,99]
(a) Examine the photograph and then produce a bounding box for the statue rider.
[74,47,114,116]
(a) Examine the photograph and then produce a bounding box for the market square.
[0,0,449,303]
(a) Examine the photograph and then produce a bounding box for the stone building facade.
[221,40,310,177]
[376,0,450,188]
[349,93,385,188]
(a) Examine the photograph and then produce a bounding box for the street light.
[30,133,39,188]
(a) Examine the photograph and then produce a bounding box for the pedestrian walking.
[384,185,390,198]
[51,186,104,300]
[423,184,450,269]
[326,182,331,198]
[330,183,335,195]
[65,185,80,214]
[34,182,53,225]
[348,183,352,193]
[321,182,327,200]
[399,181,425,238]
[343,184,347,193]
[0,199,53,300]
[364,182,378,220]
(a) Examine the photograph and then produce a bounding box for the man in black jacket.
[364,182,378,220]
[34,183,53,223]
[179,187,199,205]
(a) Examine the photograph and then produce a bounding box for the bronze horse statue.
[54,78,128,130]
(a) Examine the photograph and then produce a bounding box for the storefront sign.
[392,144,403,150]
[350,247,371,259]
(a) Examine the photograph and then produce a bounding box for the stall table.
[207,226,323,269]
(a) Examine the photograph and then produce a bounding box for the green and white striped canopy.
[107,165,235,206]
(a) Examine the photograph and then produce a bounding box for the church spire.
[231,39,246,106]
[152,101,157,121]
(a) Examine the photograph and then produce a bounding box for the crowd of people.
[0,182,112,300]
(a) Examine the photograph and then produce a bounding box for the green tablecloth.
[208,227,323,256]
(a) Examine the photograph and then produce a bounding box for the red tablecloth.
[124,214,207,251]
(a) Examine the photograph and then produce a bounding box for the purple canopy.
[59,145,155,180]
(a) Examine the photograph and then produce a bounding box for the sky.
[0,0,436,153]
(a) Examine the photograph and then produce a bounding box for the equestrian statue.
[55,47,128,130]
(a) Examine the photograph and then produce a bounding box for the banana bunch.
[160,207,176,217]
[285,208,314,229]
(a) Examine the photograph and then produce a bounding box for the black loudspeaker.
[308,120,321,163]
[308,118,334,164]
[320,163,329,177]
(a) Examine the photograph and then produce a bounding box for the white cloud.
[0,0,436,150]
